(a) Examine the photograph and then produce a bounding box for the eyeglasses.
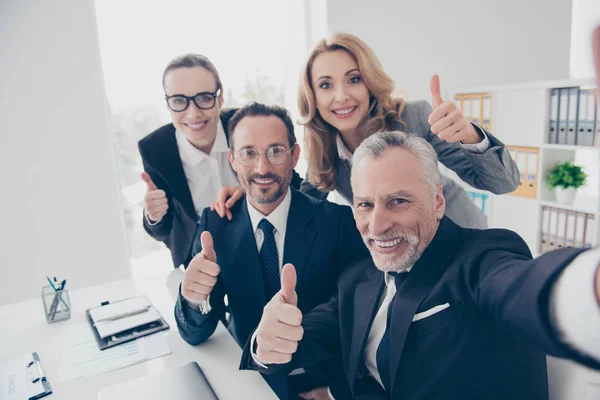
[165,89,221,112]
[235,145,294,167]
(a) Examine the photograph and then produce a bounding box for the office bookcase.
[442,78,600,257]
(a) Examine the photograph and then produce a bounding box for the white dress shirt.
[245,188,292,272]
[551,246,600,360]
[176,120,239,217]
[363,270,410,387]
[146,120,239,225]
[335,127,491,164]
[195,189,292,315]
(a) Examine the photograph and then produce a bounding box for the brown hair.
[162,53,223,92]
[298,32,407,192]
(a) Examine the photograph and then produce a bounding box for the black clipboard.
[86,297,170,350]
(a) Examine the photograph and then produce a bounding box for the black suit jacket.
[138,109,302,268]
[175,188,370,396]
[242,217,599,399]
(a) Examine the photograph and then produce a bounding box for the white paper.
[58,323,147,381]
[1,356,28,400]
[143,332,172,360]
[57,323,172,382]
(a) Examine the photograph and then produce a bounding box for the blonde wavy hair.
[298,32,407,192]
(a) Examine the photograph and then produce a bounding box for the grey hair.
[351,131,440,194]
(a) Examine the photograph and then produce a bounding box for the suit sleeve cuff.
[184,294,211,315]
[144,210,163,226]
[460,123,490,154]
[250,330,270,369]
[550,247,600,360]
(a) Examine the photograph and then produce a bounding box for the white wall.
[0,0,131,305]
[325,0,572,102]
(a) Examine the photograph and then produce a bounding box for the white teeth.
[189,121,206,129]
[373,238,402,248]
[332,107,356,115]
[254,179,274,184]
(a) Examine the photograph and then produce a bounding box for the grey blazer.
[300,100,520,229]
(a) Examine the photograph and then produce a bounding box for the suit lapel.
[282,190,316,286]
[348,267,385,393]
[388,217,463,394]
[157,128,196,220]
[223,199,267,309]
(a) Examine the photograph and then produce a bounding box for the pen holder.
[42,285,71,323]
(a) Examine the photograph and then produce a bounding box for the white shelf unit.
[446,79,600,257]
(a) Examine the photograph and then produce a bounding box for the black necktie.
[258,218,288,400]
[376,271,408,393]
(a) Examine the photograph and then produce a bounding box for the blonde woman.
[213,33,519,229]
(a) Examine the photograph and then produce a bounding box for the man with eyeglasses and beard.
[174,102,370,399]
[138,54,302,270]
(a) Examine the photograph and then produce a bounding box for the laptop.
[97,362,218,400]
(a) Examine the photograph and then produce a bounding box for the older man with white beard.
[241,130,600,400]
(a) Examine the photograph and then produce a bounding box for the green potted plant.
[546,161,587,205]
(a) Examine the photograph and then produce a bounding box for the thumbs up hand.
[427,74,483,144]
[256,264,304,364]
[142,172,169,222]
[181,231,220,304]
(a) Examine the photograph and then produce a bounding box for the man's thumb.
[141,172,158,191]
[430,74,444,109]
[280,263,297,305]
[200,231,216,262]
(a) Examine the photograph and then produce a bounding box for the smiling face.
[352,147,445,272]
[163,66,223,153]
[229,115,300,214]
[310,49,371,137]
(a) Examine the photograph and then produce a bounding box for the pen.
[95,305,151,322]
[46,276,69,310]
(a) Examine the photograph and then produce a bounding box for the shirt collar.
[246,188,292,238]
[336,133,354,163]
[176,119,228,167]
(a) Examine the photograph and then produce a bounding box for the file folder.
[576,89,591,146]
[548,88,559,144]
[471,96,481,124]
[539,206,595,254]
[557,88,570,144]
[463,97,471,120]
[482,95,492,130]
[540,207,550,252]
[589,90,600,145]
[566,212,576,247]
[566,87,579,145]
[508,146,538,199]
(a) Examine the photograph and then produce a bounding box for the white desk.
[0,267,276,400]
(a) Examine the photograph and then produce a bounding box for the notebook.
[89,296,162,338]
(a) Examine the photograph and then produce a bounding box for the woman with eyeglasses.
[138,54,301,269]
[213,33,520,229]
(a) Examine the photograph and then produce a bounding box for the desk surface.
[0,266,276,400]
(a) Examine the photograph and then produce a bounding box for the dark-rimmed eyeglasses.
[235,145,294,167]
[165,89,221,112]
